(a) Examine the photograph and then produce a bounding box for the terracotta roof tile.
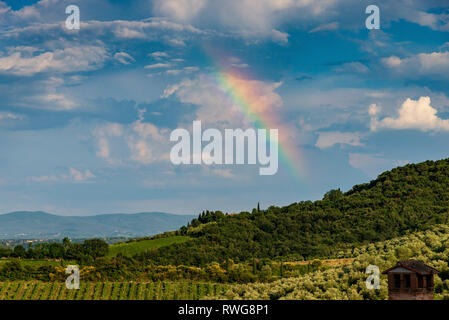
[382,259,439,275]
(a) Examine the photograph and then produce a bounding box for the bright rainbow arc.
[205,61,304,179]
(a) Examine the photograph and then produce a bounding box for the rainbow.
[203,47,305,179]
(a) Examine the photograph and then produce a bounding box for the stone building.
[382,260,439,300]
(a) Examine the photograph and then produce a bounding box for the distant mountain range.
[0,211,196,239]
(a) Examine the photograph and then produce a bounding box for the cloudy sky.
[0,0,448,215]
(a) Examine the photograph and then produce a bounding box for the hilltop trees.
[0,238,109,261]
[83,239,109,259]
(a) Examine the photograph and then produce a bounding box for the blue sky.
[0,0,448,215]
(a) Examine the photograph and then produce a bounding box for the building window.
[426,275,432,288]
[417,275,423,288]
[404,274,410,288]
[394,274,401,288]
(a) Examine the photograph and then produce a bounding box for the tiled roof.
[382,259,439,275]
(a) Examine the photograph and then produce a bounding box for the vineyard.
[107,236,192,258]
[0,281,228,300]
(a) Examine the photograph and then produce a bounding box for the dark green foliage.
[138,158,449,266]
[0,247,12,257]
[83,239,109,259]
[0,238,108,262]
[13,245,26,258]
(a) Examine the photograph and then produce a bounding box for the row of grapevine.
[0,281,228,300]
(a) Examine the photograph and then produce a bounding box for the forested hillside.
[139,159,449,266]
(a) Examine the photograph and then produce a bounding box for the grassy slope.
[0,259,66,267]
[107,236,191,258]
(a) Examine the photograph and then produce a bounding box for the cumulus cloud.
[37,93,77,111]
[93,114,169,166]
[162,73,283,127]
[161,72,302,165]
[315,132,363,149]
[151,0,338,42]
[382,51,449,79]
[370,96,449,132]
[127,119,169,165]
[150,0,448,42]
[93,123,124,161]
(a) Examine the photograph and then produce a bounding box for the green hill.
[107,236,191,258]
[137,158,449,266]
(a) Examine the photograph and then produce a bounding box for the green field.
[107,236,191,258]
[0,281,227,300]
[0,259,67,267]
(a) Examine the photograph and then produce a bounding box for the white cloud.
[382,56,402,68]
[270,29,289,44]
[167,38,186,46]
[151,0,338,42]
[127,120,168,165]
[0,112,21,121]
[149,51,169,59]
[368,103,380,116]
[370,96,449,132]
[162,73,283,127]
[334,61,369,74]
[29,168,95,183]
[69,168,95,182]
[114,52,135,65]
[145,63,172,69]
[37,93,77,110]
[0,46,108,76]
[161,73,302,165]
[315,131,363,149]
[309,22,339,33]
[2,0,448,48]
[114,27,146,39]
[382,51,449,79]
[93,123,124,161]
[149,66,199,76]
[203,167,236,179]
[93,117,169,166]
[153,0,207,22]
